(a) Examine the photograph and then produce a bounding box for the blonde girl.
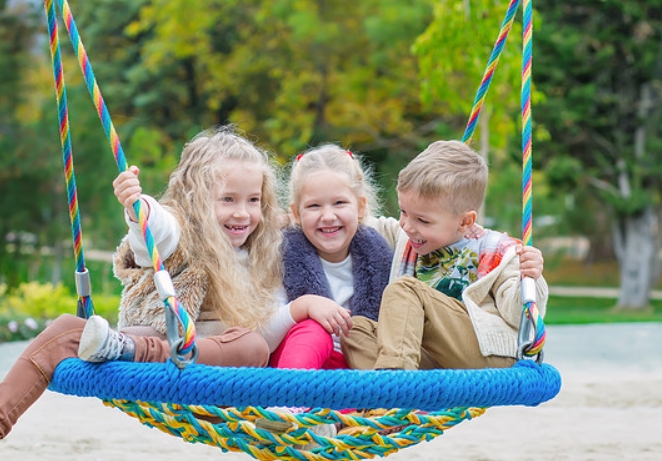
[269,144,393,370]
[0,126,295,440]
[113,125,284,337]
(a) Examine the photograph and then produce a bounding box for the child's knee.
[237,331,270,367]
[347,315,377,335]
[384,275,419,296]
[47,314,86,335]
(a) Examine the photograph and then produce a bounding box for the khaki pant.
[342,276,515,370]
[0,314,269,439]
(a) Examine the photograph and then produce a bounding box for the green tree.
[123,0,438,212]
[412,0,549,232]
[0,1,63,288]
[414,0,525,142]
[536,1,662,308]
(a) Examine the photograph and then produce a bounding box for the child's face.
[291,170,366,263]
[214,159,263,248]
[397,188,475,255]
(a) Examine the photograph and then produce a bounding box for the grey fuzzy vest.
[282,226,393,321]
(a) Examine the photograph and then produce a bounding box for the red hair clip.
[346,150,353,158]
[296,153,304,161]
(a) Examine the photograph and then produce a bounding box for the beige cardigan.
[366,216,549,358]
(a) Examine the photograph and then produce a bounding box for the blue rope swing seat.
[43,0,561,460]
[50,361,560,458]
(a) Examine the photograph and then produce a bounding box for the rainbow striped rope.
[461,0,545,359]
[44,0,93,318]
[462,0,520,145]
[44,0,196,358]
[520,0,545,358]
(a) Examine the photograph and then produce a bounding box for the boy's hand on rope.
[290,294,353,337]
[517,245,544,280]
[113,165,144,222]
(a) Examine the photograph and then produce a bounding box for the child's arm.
[259,289,297,353]
[113,165,181,267]
[364,216,401,249]
[290,294,353,337]
[465,223,486,239]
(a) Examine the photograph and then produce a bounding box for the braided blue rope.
[50,359,560,410]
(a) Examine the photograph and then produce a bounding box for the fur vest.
[113,236,208,335]
[282,226,393,321]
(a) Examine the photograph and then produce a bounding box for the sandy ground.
[1,323,661,461]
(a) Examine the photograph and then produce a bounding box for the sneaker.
[78,315,135,362]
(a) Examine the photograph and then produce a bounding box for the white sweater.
[122,195,295,352]
[366,216,549,358]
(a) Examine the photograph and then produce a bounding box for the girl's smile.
[215,159,263,248]
[292,171,366,263]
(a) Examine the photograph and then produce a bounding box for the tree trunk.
[613,82,660,309]
[614,206,659,309]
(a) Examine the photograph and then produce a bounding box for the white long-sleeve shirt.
[123,195,295,352]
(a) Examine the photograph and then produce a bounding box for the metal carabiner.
[165,302,198,369]
[516,308,544,364]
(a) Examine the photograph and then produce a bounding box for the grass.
[545,296,662,325]
[1,254,660,336]
[537,256,662,325]
[543,255,662,288]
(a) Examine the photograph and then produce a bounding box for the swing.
[43,0,561,460]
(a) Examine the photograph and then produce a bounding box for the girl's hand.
[465,222,486,239]
[113,166,143,222]
[290,295,353,337]
[517,245,544,280]
[308,299,353,337]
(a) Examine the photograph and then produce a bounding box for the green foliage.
[121,0,435,159]
[0,282,120,342]
[545,155,583,189]
[535,1,662,215]
[413,0,536,149]
[1,282,75,320]
[529,2,662,295]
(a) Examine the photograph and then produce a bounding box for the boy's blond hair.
[397,140,488,216]
[160,126,282,330]
[289,144,381,220]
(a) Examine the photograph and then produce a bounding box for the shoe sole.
[78,316,109,361]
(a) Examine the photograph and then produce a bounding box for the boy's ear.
[289,203,301,224]
[458,210,477,231]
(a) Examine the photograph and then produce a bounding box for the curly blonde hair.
[160,126,282,329]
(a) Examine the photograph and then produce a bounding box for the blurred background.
[1,0,660,339]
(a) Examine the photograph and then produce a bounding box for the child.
[0,126,295,439]
[269,145,393,371]
[342,140,548,370]
[110,126,286,343]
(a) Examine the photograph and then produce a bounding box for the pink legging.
[269,319,348,370]
[0,314,269,439]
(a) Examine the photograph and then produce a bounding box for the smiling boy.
[342,140,549,370]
